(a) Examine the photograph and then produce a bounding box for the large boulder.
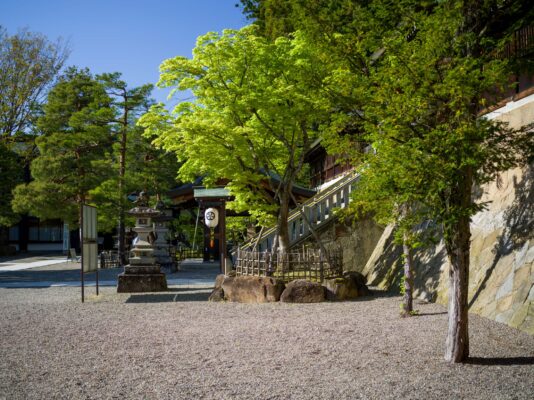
[208,274,228,302]
[208,287,225,302]
[280,279,326,303]
[214,274,226,289]
[323,277,359,301]
[221,275,285,303]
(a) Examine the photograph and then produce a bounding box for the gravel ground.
[0,286,533,400]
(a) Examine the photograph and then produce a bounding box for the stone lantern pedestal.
[153,201,176,272]
[117,194,167,293]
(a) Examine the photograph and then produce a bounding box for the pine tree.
[0,27,68,247]
[12,67,114,235]
[95,73,153,264]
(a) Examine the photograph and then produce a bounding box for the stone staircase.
[242,172,360,252]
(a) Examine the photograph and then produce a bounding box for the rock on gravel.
[221,275,285,303]
[281,279,326,303]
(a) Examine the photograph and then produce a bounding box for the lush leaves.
[0,27,69,140]
[0,143,22,226]
[12,67,113,228]
[140,26,332,250]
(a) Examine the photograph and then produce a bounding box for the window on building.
[9,225,19,241]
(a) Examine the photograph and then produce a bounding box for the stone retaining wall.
[298,215,384,274]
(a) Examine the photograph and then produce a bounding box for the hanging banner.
[81,204,99,303]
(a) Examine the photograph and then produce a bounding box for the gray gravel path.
[0,286,532,400]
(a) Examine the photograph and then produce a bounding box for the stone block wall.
[299,215,384,274]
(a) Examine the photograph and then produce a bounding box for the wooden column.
[218,201,226,273]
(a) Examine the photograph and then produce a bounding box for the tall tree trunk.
[444,166,472,363]
[117,122,126,266]
[78,195,85,254]
[276,186,291,254]
[402,232,414,316]
[117,106,127,266]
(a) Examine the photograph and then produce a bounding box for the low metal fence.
[234,246,343,283]
[172,247,204,262]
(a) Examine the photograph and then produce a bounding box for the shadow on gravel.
[414,311,448,316]
[467,357,534,366]
[125,288,211,303]
[368,289,399,298]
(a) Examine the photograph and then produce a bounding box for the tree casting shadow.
[469,164,533,309]
[125,288,211,303]
[467,356,534,366]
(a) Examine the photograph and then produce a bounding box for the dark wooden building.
[305,139,354,189]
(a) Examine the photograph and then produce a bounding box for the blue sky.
[1,0,248,105]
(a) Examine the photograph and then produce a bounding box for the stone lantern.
[152,200,176,272]
[117,191,167,292]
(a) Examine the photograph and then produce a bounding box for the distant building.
[8,216,74,253]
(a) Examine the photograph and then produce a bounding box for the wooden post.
[236,246,240,275]
[265,251,271,276]
[319,248,324,283]
[289,191,331,267]
[80,203,84,303]
[219,201,226,274]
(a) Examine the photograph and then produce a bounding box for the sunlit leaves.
[140,26,331,229]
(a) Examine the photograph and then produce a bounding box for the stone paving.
[0,255,220,288]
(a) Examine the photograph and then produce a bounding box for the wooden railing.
[172,247,204,262]
[235,246,343,283]
[242,172,360,252]
[503,26,534,59]
[99,251,120,269]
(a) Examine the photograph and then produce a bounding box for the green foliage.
[0,27,68,229]
[226,216,252,244]
[359,2,532,241]
[243,0,533,361]
[12,67,113,228]
[168,210,204,248]
[89,72,178,233]
[140,26,332,247]
[301,0,533,251]
[0,143,22,226]
[0,26,69,140]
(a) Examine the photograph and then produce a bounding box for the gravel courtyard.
[0,286,533,400]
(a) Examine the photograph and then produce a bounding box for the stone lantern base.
[117,270,167,293]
